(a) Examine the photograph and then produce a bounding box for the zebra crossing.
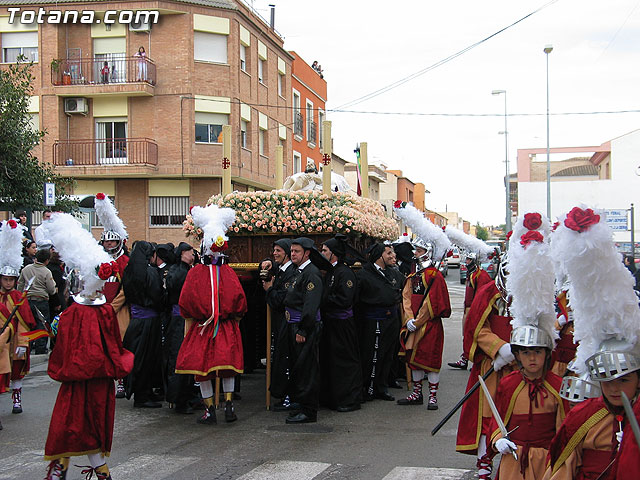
[0,453,472,480]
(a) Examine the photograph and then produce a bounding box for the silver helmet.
[559,374,602,403]
[465,251,479,273]
[495,252,509,295]
[99,230,123,257]
[67,267,107,306]
[0,265,19,278]
[586,350,640,382]
[412,238,434,272]
[510,325,554,350]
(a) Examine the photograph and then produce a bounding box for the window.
[149,196,189,226]
[94,52,126,84]
[241,119,248,149]
[278,73,284,96]
[195,112,228,143]
[96,119,127,164]
[259,128,267,156]
[293,152,302,174]
[293,90,303,138]
[306,101,316,145]
[194,31,227,63]
[258,58,265,83]
[240,44,247,72]
[28,113,39,133]
[2,32,38,63]
[318,110,325,149]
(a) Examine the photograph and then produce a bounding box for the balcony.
[307,120,317,146]
[294,111,303,138]
[51,57,156,97]
[53,138,158,175]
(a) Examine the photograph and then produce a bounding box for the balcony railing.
[294,111,304,137]
[53,138,158,167]
[51,57,156,86]
[308,120,317,144]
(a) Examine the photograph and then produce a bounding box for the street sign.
[606,209,628,231]
[44,183,55,206]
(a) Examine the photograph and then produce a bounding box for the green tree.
[476,223,489,241]
[0,57,76,213]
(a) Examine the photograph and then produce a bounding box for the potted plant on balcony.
[51,59,71,85]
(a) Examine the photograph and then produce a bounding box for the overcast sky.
[248,0,640,226]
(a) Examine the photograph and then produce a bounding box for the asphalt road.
[1,268,483,480]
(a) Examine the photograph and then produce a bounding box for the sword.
[621,392,640,448]
[431,366,494,436]
[478,374,518,460]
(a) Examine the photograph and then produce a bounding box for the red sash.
[509,412,556,476]
[578,449,614,480]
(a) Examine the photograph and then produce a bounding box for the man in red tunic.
[455,255,515,480]
[398,239,451,409]
[43,213,133,480]
[95,192,131,398]
[0,218,37,427]
[175,204,247,425]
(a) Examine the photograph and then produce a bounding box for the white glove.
[495,437,517,455]
[15,346,26,357]
[406,319,416,332]
[616,430,624,444]
[493,343,515,371]
[557,314,568,327]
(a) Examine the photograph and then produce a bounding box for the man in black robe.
[319,235,362,412]
[262,239,298,411]
[164,242,197,414]
[122,241,164,408]
[279,237,327,424]
[356,243,404,402]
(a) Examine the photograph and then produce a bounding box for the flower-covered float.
[183,190,399,265]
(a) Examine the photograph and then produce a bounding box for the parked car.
[460,256,498,284]
[439,258,448,277]
[448,247,461,268]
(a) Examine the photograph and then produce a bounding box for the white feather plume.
[46,213,112,296]
[507,213,558,344]
[393,203,451,259]
[190,204,236,253]
[94,194,127,238]
[550,207,640,376]
[444,226,495,261]
[0,220,26,274]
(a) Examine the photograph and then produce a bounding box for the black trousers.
[123,315,162,403]
[360,309,400,397]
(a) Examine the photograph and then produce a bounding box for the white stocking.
[199,379,213,399]
[222,376,235,393]
[427,371,440,384]
[10,379,22,390]
[87,453,104,469]
[477,434,487,458]
[411,370,424,382]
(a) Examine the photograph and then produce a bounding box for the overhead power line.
[334,0,560,110]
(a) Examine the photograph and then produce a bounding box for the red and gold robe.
[102,253,130,339]
[490,370,568,480]
[543,396,618,480]
[0,290,36,391]
[44,302,134,460]
[175,263,247,380]
[399,266,451,372]
[456,281,513,455]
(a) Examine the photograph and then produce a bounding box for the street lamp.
[544,44,553,219]
[492,89,511,236]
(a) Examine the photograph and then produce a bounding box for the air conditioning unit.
[64,97,88,115]
[129,19,152,32]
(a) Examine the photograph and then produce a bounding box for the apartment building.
[290,51,326,174]
[0,0,294,243]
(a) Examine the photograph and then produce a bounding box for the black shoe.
[272,401,291,412]
[397,394,423,405]
[134,400,162,408]
[374,391,395,401]
[448,358,469,370]
[336,404,361,413]
[197,405,217,425]
[286,412,317,424]
[174,403,194,414]
[224,400,238,423]
[388,380,403,389]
